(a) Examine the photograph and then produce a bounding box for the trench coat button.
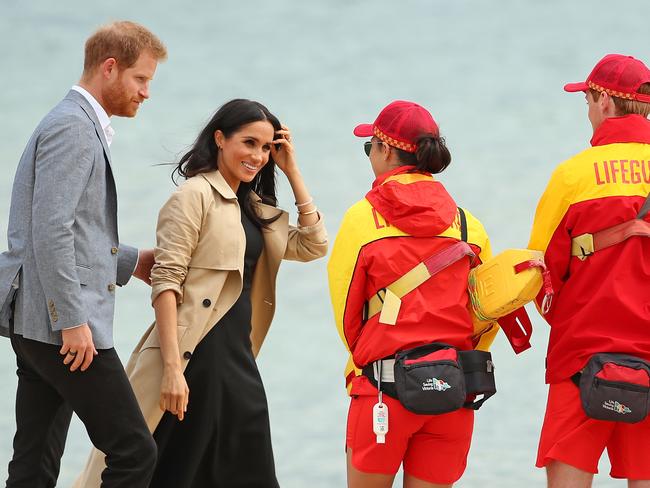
[111,247,118,255]
[202,298,211,308]
[183,351,192,360]
[107,283,116,292]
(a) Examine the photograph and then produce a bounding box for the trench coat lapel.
[200,170,238,200]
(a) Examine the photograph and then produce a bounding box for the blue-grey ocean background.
[1,1,648,486]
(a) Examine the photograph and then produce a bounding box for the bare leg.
[403,472,452,488]
[347,449,396,488]
[629,481,650,488]
[546,461,593,488]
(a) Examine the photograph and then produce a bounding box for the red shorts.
[346,381,474,485]
[537,379,650,479]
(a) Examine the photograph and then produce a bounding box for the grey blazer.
[0,90,137,349]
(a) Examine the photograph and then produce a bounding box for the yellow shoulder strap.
[365,241,475,324]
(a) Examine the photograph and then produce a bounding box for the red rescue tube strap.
[498,308,533,354]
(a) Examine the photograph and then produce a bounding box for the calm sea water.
[1,1,649,486]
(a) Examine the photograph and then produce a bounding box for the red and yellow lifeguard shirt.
[529,114,650,384]
[328,166,494,394]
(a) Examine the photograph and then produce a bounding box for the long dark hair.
[396,133,451,174]
[172,99,282,228]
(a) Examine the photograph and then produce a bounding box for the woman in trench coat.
[75,99,328,487]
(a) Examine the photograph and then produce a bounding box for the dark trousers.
[7,326,156,488]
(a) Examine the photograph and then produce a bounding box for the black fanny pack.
[362,342,496,415]
[573,353,650,424]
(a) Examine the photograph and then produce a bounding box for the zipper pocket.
[594,377,650,393]
[404,359,459,370]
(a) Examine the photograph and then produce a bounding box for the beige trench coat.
[74,170,328,487]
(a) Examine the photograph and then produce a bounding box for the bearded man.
[0,21,167,488]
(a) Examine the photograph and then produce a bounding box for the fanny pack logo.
[422,377,451,392]
[602,399,632,415]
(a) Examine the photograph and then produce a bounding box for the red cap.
[353,100,439,153]
[564,54,650,103]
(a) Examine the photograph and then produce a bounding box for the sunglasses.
[363,140,383,157]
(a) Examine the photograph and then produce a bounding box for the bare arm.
[287,170,320,227]
[270,125,319,227]
[132,248,154,285]
[153,289,189,420]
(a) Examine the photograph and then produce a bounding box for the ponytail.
[396,133,451,174]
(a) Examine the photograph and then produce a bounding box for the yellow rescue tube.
[468,249,547,321]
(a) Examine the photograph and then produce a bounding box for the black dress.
[150,206,280,488]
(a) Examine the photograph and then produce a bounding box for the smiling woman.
[74,99,328,488]
[215,120,275,188]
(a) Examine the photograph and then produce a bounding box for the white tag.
[373,402,389,444]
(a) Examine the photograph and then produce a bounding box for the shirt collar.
[590,114,650,147]
[71,85,114,146]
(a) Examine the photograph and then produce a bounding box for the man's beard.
[103,78,140,118]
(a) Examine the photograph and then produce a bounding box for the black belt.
[361,349,496,410]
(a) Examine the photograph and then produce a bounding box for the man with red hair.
[529,54,650,487]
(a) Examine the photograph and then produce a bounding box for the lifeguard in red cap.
[328,101,498,487]
[529,54,650,487]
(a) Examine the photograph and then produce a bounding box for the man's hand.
[60,324,98,372]
[134,248,154,285]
